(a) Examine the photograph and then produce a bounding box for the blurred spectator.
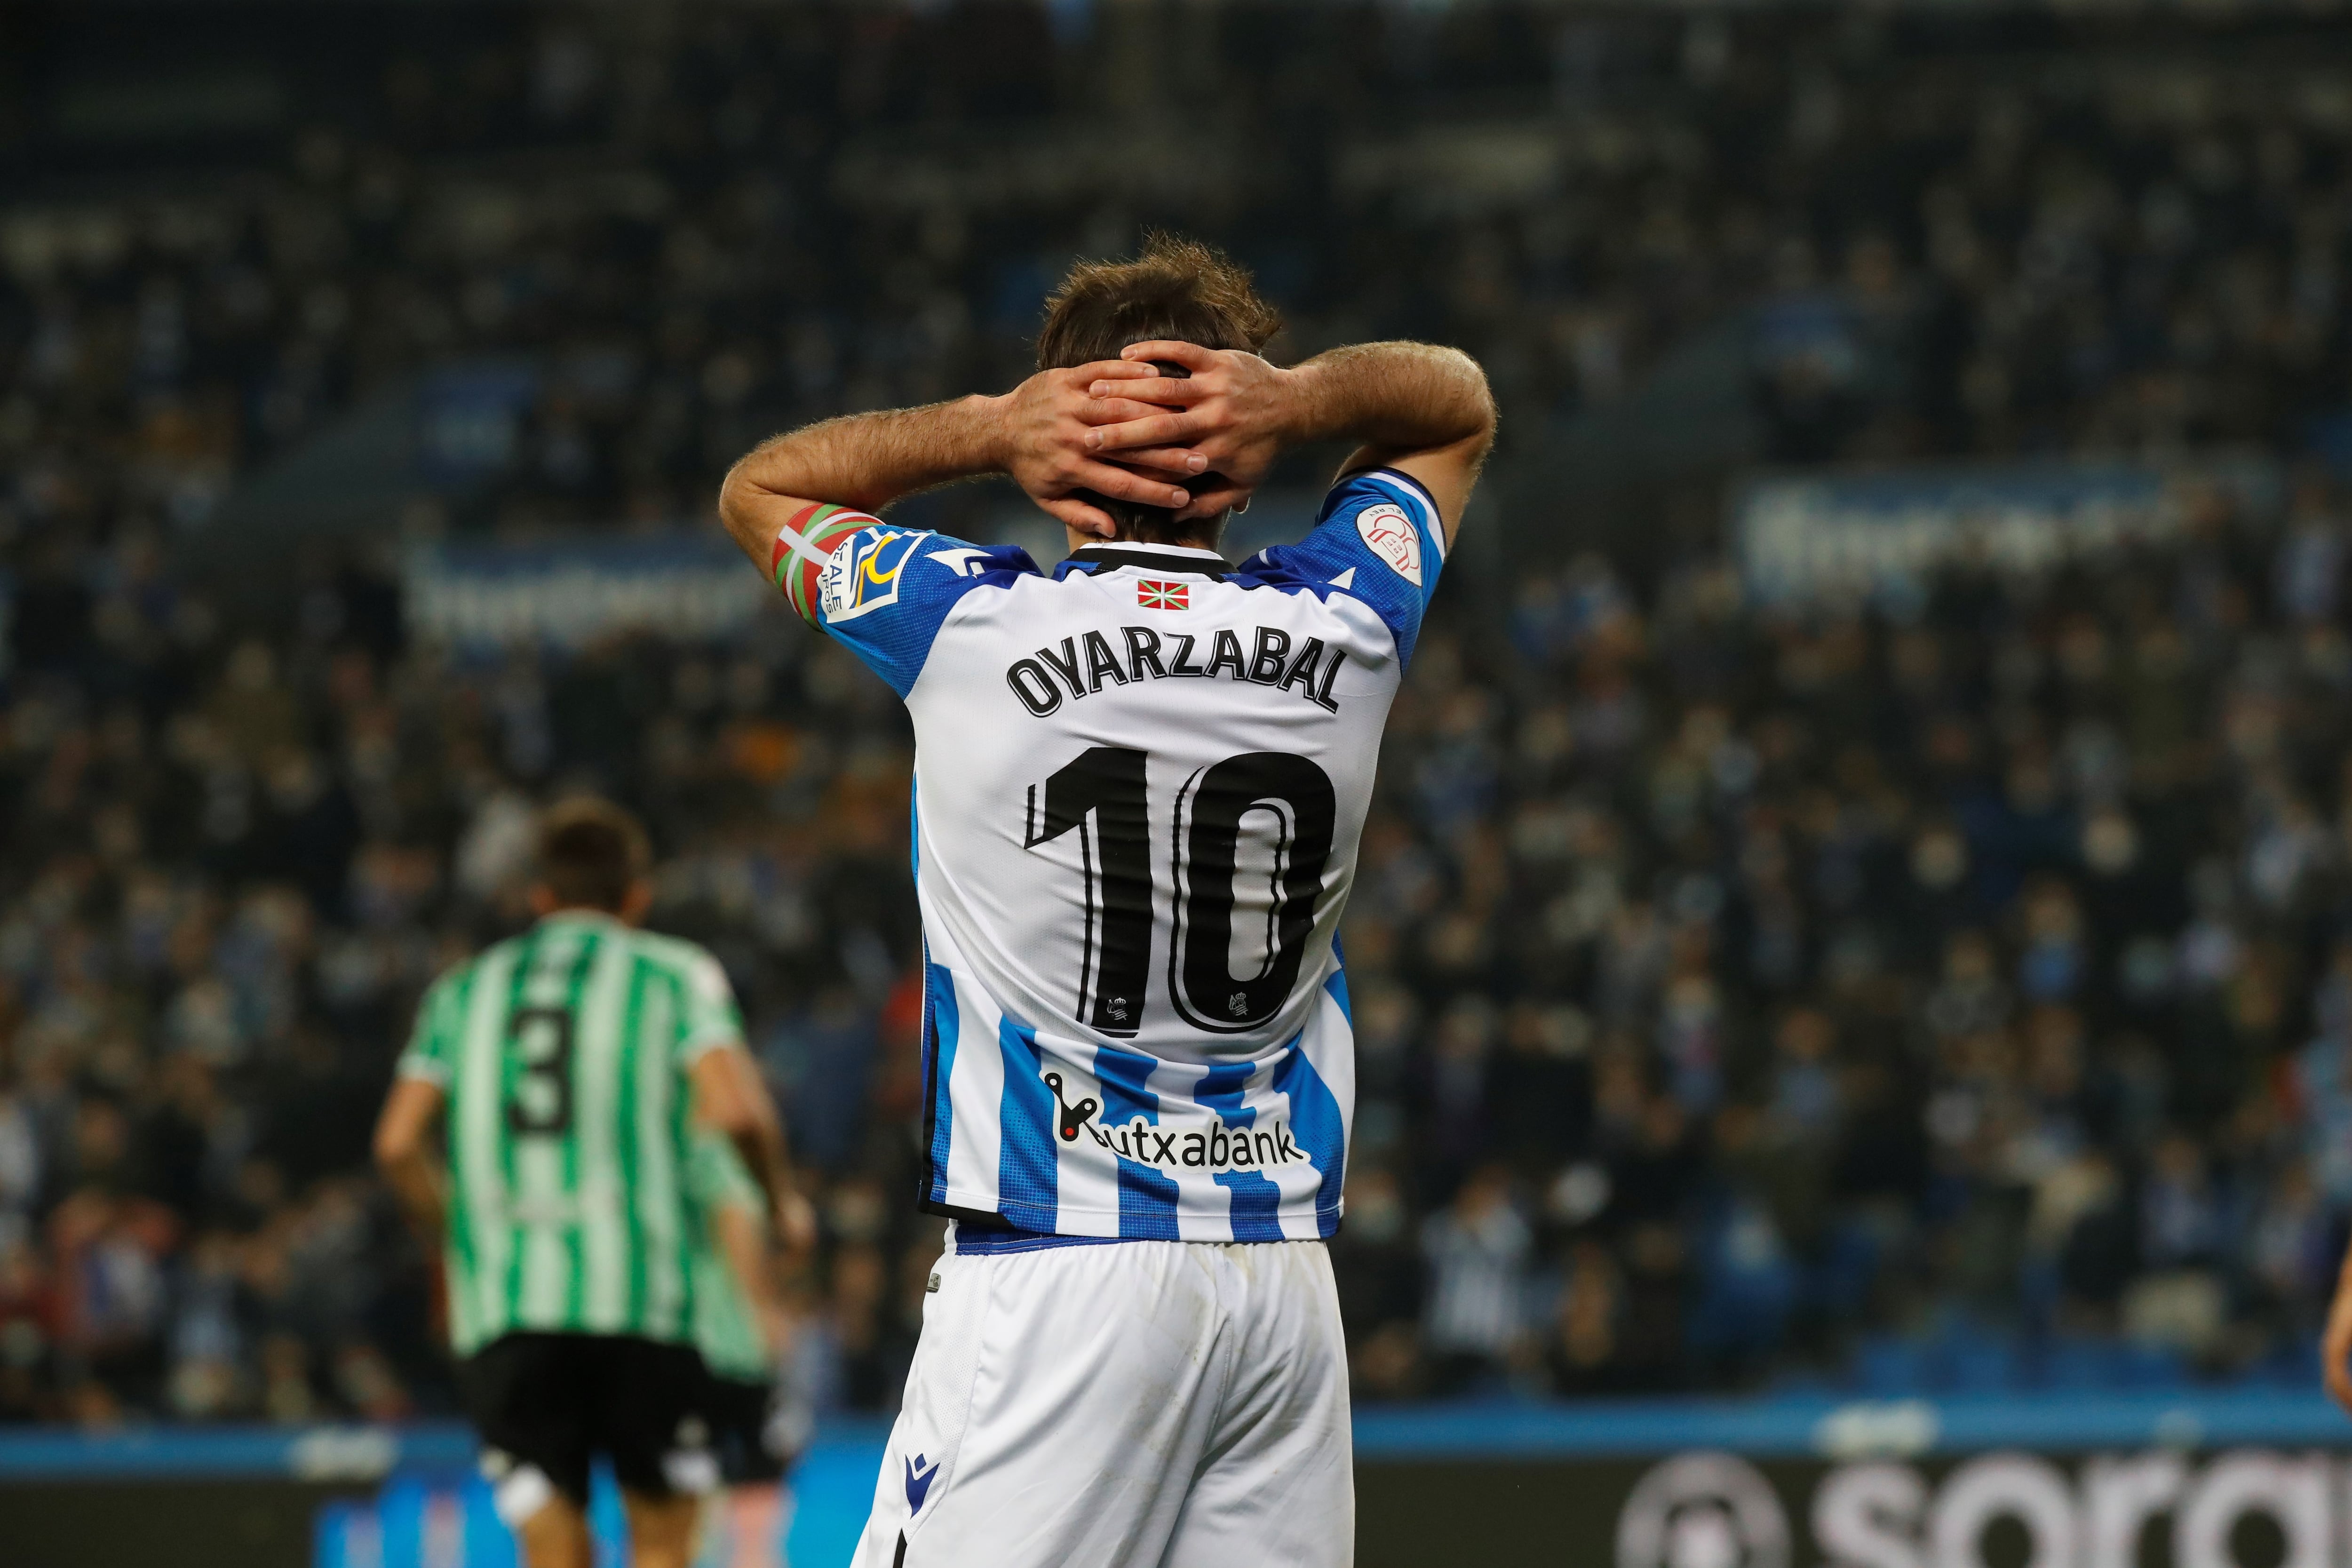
[1420,1165,1534,1394]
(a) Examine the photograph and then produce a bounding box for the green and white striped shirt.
[685,1132,770,1383]
[397,911,746,1356]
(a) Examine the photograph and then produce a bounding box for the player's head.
[1036,233,1281,549]
[530,796,653,922]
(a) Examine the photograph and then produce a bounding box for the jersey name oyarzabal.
[1003,624,1346,716]
[792,468,1446,1246]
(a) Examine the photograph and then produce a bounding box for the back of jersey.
[780,468,1446,1242]
[397,911,745,1353]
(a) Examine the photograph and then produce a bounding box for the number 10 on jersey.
[1022,746,1337,1037]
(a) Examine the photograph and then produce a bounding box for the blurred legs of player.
[628,1493,704,1568]
[692,1351,815,1568]
[514,1498,594,1568]
[706,1483,786,1568]
[513,1490,695,1568]
[694,1467,790,1568]
[854,1239,1352,1568]
[461,1332,717,1568]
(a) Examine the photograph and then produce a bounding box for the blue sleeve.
[808,525,1040,697]
[1237,468,1446,667]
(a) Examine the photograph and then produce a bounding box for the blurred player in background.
[373,799,813,1568]
[718,236,1494,1567]
[684,1127,814,1568]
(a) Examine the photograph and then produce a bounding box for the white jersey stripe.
[939,969,1006,1219]
[1048,1045,1119,1233]
[573,933,630,1332]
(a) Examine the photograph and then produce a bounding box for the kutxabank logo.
[1042,1072,1098,1143]
[1617,1453,1791,1568]
[1038,1068,1306,1171]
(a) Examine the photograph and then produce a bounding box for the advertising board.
[4,1391,2348,1568]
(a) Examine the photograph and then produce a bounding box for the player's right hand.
[1082,341,1296,522]
[994,361,1205,536]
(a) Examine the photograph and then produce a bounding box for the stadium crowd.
[4,3,2352,1422]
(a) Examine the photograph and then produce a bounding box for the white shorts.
[851,1234,1353,1568]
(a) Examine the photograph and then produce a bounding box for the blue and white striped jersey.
[781,469,1446,1245]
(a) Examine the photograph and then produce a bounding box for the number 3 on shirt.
[504,1005,576,1135]
[1023,746,1336,1037]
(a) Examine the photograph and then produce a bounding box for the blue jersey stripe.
[1323,966,1353,1026]
[1272,1036,1348,1237]
[949,1224,1125,1257]
[1196,1061,1286,1242]
[923,960,959,1204]
[995,1018,1058,1229]
[1215,1171,1287,1242]
[1115,1163,1182,1239]
[1193,1060,1255,1115]
[1092,1044,1180,1240]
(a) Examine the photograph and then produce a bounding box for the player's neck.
[1077,538,1223,555]
[538,904,630,925]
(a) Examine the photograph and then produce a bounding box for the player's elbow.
[715,458,762,536]
[692,1047,777,1142]
[372,1116,417,1175]
[1448,350,1500,448]
[718,434,807,525]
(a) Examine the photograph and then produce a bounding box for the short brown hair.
[1034,233,1282,547]
[535,797,651,912]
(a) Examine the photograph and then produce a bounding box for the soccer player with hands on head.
[719,235,1494,1568]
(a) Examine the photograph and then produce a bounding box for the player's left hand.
[775,1187,819,1260]
[1081,341,1297,522]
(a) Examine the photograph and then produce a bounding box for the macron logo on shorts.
[905,1453,940,1514]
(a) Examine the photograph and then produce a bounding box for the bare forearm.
[730,1120,794,1224]
[692,1046,802,1232]
[381,1150,446,1242]
[717,395,1006,564]
[717,359,1201,560]
[1281,342,1495,457]
[715,1205,777,1316]
[373,1078,447,1244]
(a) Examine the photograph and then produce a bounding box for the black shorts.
[458,1332,712,1507]
[700,1371,787,1485]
